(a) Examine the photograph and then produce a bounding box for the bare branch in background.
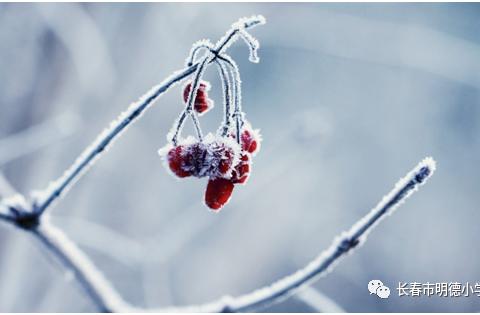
[0,113,81,167]
[296,286,346,313]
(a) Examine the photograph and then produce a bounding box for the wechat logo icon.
[368,280,390,299]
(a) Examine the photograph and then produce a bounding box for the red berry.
[164,138,239,179]
[195,100,210,114]
[230,123,261,155]
[241,129,258,154]
[205,177,235,211]
[231,154,250,184]
[167,146,191,178]
[183,81,213,114]
[217,145,235,176]
[218,151,232,175]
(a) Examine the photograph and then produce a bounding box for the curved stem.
[215,59,233,136]
[171,55,209,144]
[185,43,235,137]
[186,40,213,67]
[217,54,243,142]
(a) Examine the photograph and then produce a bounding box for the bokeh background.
[0,3,479,312]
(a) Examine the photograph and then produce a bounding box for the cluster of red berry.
[159,80,261,212]
[204,123,260,210]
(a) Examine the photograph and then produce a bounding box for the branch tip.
[234,15,266,29]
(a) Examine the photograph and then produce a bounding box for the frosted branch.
[32,218,132,312]
[32,15,265,215]
[152,157,436,312]
[185,39,213,67]
[238,29,261,63]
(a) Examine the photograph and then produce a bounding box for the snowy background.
[0,3,479,312]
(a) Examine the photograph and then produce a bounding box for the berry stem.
[185,39,213,67]
[170,15,264,145]
[217,54,244,143]
[171,55,209,145]
[216,59,233,137]
[184,43,236,138]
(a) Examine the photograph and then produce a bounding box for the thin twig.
[170,54,210,145]
[33,64,194,215]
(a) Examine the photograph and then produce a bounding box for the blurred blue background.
[0,3,479,312]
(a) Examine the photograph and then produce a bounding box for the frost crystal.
[2,193,30,213]
[158,133,241,180]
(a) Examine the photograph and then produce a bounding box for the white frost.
[158,133,242,180]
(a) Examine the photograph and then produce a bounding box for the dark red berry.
[241,129,258,154]
[231,154,250,184]
[183,81,213,114]
[230,123,261,155]
[164,139,240,179]
[217,145,235,176]
[205,177,235,211]
[167,146,191,178]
